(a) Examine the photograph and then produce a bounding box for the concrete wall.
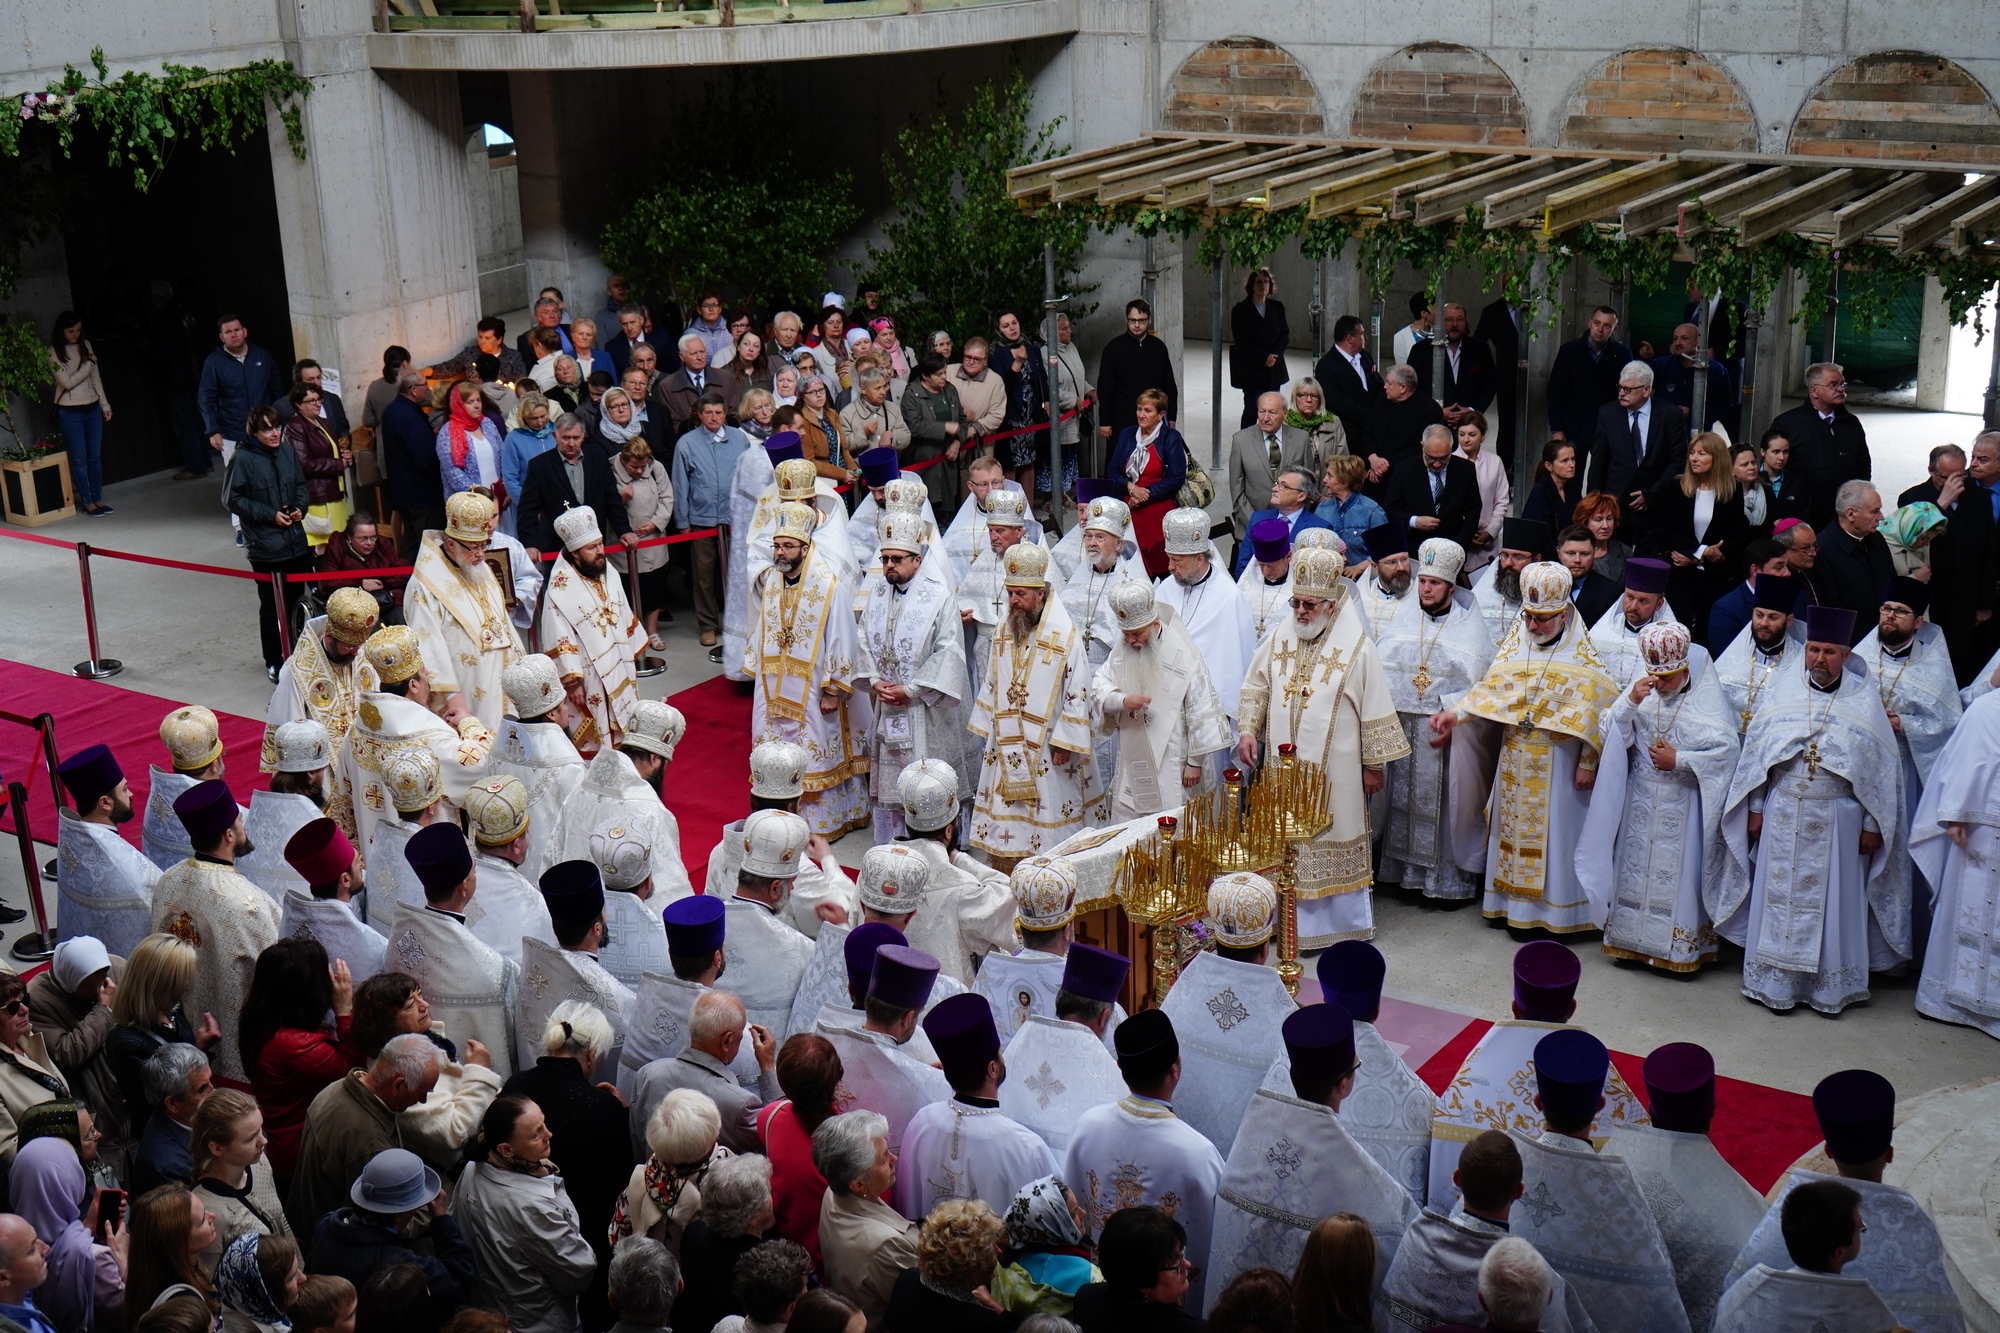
[469,139,526,318]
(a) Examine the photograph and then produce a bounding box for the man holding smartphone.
[227,404,317,683]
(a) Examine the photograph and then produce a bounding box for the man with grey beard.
[862,512,971,841]
[540,504,646,756]
[1469,516,1548,642]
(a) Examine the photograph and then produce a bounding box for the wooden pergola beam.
[1008,136,1166,199]
[1046,139,1217,203]
[1202,145,1352,207]
[1678,166,1810,237]
[1831,172,1963,247]
[1095,141,1261,205]
[1307,151,1485,219]
[1895,176,2000,255]
[1734,168,1892,246]
[1262,148,1399,212]
[1616,164,1751,237]
[1482,159,1611,229]
[1161,144,1318,209]
[1410,157,1570,226]
[1539,157,1698,234]
[1950,194,2000,255]
[1384,156,1522,219]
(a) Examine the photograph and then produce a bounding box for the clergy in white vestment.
[1510,1029,1690,1333]
[1467,518,1548,645]
[956,486,1043,709]
[1354,524,1414,641]
[943,464,1043,584]
[150,780,281,1084]
[1238,518,1294,648]
[854,475,951,614]
[861,510,972,843]
[1431,561,1619,935]
[54,745,161,958]
[277,819,386,981]
[365,747,447,923]
[522,860,637,1072]
[716,810,817,1038]
[972,857,1124,1048]
[1235,546,1410,947]
[850,459,940,580]
[1727,1069,1966,1333]
[1046,481,1117,583]
[1963,641,2000,705]
[893,756,1019,961]
[1913,690,2000,1035]
[1207,1004,1417,1313]
[847,843,975,991]
[895,992,1060,1222]
[822,944,952,1152]
[1859,576,1963,836]
[237,721,334,902]
[1577,623,1739,972]
[998,946,1130,1155]
[459,775,558,968]
[539,505,646,757]
[1379,1130,1597,1333]
[1062,1009,1225,1312]
[489,527,545,637]
[1714,606,1911,1014]
[261,587,381,838]
[1158,872,1299,1155]
[588,817,671,986]
[1585,557,1674,691]
[1714,1198,1897,1333]
[968,543,1107,872]
[1090,587,1232,825]
[704,741,856,940]
[1061,496,1151,784]
[1376,539,1495,902]
[747,499,874,838]
[142,706,239,872]
[387,821,521,1078]
[489,654,587,886]
[1155,508,1257,746]
[403,490,525,732]
[1712,572,1804,737]
[1306,942,1440,1202]
[1606,1042,1763,1332]
[559,700,693,906]
[1428,942,1649,1209]
[339,625,495,867]
[616,895,762,1097]
[744,452,862,602]
[721,433,784,683]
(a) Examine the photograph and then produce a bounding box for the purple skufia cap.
[1250,517,1292,563]
[662,894,726,956]
[1813,1069,1896,1165]
[1752,573,1798,614]
[1282,1003,1356,1083]
[859,447,900,488]
[1060,943,1130,1004]
[1513,941,1581,1020]
[1316,941,1386,1022]
[868,944,940,1011]
[1363,522,1407,563]
[1535,1028,1609,1125]
[764,431,805,465]
[58,744,123,811]
[1076,478,1122,504]
[1642,1042,1716,1132]
[1882,574,1930,618]
[1623,557,1670,596]
[843,921,907,993]
[406,822,474,896]
[172,779,237,846]
[922,993,1001,1084]
[1804,604,1856,645]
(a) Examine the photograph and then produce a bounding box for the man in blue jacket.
[1233,465,1333,578]
[379,369,446,547]
[196,314,284,470]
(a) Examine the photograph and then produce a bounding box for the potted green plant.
[0,320,71,525]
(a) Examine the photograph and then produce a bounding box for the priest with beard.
[262,585,379,837]
[956,485,1039,706]
[1914,689,2000,1036]
[1060,495,1150,782]
[237,720,334,900]
[1713,573,1803,737]
[490,654,586,885]
[1155,507,1257,770]
[1236,545,1409,948]
[143,705,238,871]
[721,434,795,682]
[1355,523,1414,640]
[560,700,695,905]
[895,992,1060,1222]
[746,501,873,838]
[279,818,386,982]
[1376,538,1495,902]
[1577,621,1740,974]
[1430,561,1619,935]
[848,448,939,577]
[1586,557,1675,690]
[943,454,1043,583]
[969,543,1105,874]
[1048,479,1122,583]
[1089,582,1232,823]
[540,504,646,756]
[404,490,524,732]
[54,745,161,957]
[1238,517,1293,647]
[1469,517,1548,643]
[1856,576,1962,845]
[861,510,971,843]
[1205,1003,1417,1317]
[1715,606,1911,1014]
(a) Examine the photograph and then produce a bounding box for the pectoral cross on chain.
[1804,738,1822,781]
[1411,666,1434,695]
[1006,675,1031,709]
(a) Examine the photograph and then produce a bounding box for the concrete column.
[1915,276,1951,411]
[510,72,602,311]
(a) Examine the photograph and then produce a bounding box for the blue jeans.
[58,405,104,505]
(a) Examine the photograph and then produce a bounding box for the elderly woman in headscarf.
[988,1175,1100,1318]
[773,364,801,410]
[10,1134,128,1332]
[214,1233,302,1333]
[1880,499,1948,578]
[608,1088,732,1257]
[589,386,647,461]
[434,380,505,502]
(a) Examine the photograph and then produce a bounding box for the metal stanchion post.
[631,543,665,678]
[36,715,60,884]
[8,782,54,962]
[272,569,291,663]
[70,543,122,679]
[1691,296,1713,434]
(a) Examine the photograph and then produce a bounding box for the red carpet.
[0,662,268,848]
[1412,1014,1821,1193]
[662,674,756,880]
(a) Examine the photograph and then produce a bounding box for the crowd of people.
[23,272,2000,1333]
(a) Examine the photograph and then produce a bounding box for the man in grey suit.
[626,988,779,1157]
[1228,391,1314,539]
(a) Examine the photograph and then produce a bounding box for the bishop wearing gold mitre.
[405,489,524,732]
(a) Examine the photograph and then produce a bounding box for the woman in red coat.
[1104,388,1188,576]
[283,382,348,550]
[240,937,355,1189]
[754,1033,845,1273]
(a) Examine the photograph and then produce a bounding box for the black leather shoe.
[266,664,281,684]
[0,903,28,925]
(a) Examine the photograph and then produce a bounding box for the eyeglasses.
[1158,1254,1191,1275]
[1288,597,1325,611]
[0,1000,27,1017]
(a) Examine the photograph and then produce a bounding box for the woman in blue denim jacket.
[1315,454,1386,558]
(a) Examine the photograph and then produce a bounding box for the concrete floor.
[4,341,1995,1098]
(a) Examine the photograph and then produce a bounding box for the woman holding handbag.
[1106,388,1188,577]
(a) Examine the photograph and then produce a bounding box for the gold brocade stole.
[757,565,835,723]
[411,537,514,650]
[992,621,1073,804]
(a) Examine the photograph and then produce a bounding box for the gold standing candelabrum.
[1260,744,1334,996]
[1112,815,1210,1006]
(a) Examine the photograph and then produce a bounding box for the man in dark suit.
[1232,466,1334,579]
[1768,363,1870,528]
[1930,432,2000,682]
[518,412,631,561]
[1408,303,1496,430]
[1814,480,1894,644]
[379,369,445,547]
[1360,364,1447,488]
[1588,360,1688,523]
[1471,296,1524,466]
[1897,443,1965,508]
[1707,539,1797,653]
[514,294,572,366]
[653,334,738,444]
[1545,306,1631,448]
[1096,298,1180,445]
[1227,392,1314,540]
[1381,424,1481,550]
[1556,523,1621,627]
[602,304,651,379]
[1310,314,1382,448]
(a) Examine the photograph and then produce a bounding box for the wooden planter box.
[1,451,74,527]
